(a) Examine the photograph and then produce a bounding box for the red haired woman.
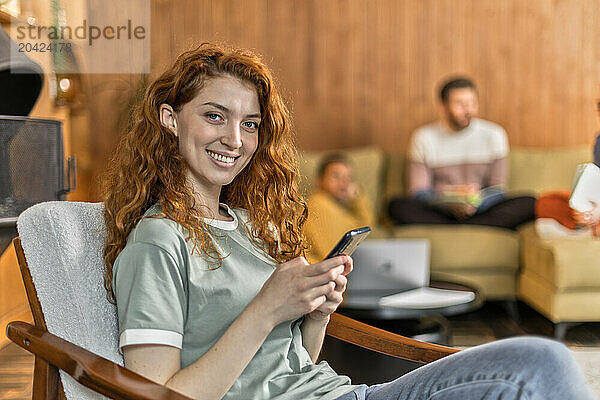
[102,44,593,400]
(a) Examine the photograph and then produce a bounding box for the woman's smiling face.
[161,75,261,195]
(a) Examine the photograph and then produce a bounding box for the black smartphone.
[324,226,371,260]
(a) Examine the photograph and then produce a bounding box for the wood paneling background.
[85,0,600,198]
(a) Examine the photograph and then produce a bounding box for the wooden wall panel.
[147,0,600,151]
[84,0,600,198]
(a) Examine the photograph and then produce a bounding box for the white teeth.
[208,151,235,164]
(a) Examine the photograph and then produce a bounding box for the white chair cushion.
[17,201,122,400]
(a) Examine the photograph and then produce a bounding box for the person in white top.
[388,77,535,229]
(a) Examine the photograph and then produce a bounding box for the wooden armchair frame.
[7,237,459,400]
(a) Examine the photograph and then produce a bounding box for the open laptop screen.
[346,238,430,294]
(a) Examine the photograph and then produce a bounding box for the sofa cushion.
[519,271,600,322]
[383,152,406,200]
[508,146,591,194]
[298,147,385,218]
[520,224,600,290]
[389,224,519,272]
[432,270,517,300]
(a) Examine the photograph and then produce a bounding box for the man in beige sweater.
[304,154,374,263]
[388,76,535,229]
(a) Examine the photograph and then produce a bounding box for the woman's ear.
[159,104,178,137]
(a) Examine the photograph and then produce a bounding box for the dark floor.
[447,300,600,347]
[324,300,600,384]
[1,300,599,398]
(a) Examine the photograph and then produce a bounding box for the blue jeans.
[335,337,594,399]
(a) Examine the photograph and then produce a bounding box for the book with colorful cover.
[431,185,505,208]
[434,190,482,207]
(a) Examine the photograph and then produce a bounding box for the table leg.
[554,322,580,341]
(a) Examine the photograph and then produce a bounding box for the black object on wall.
[0,27,75,254]
[0,116,77,254]
[0,26,44,116]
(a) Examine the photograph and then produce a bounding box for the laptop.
[344,239,474,309]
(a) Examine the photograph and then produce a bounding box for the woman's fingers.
[331,274,347,292]
[326,289,344,304]
[314,291,344,314]
[573,210,597,226]
[270,255,350,317]
[302,258,350,292]
[302,274,347,316]
[304,256,349,276]
[306,265,344,287]
[309,278,345,305]
[572,211,586,224]
[342,256,353,276]
[301,282,334,311]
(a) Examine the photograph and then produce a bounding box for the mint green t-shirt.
[112,202,357,400]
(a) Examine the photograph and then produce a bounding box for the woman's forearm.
[165,299,276,400]
[300,315,329,363]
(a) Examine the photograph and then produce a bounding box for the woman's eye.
[243,121,259,130]
[206,113,223,122]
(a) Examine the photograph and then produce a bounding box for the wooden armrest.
[6,316,456,399]
[6,321,193,400]
[326,313,460,363]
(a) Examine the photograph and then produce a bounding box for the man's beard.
[448,114,472,131]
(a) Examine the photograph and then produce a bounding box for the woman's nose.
[221,123,242,148]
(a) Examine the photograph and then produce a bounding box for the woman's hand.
[572,201,600,236]
[254,255,352,327]
[344,182,360,203]
[299,256,352,362]
[306,260,351,321]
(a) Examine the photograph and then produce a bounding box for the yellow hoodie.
[304,189,374,263]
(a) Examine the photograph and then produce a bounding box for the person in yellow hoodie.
[305,153,375,263]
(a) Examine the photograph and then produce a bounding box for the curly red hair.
[102,43,308,303]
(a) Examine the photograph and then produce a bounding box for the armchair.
[6,201,459,399]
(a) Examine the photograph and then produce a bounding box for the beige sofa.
[299,146,599,338]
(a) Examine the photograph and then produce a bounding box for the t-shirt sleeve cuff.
[119,328,183,354]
